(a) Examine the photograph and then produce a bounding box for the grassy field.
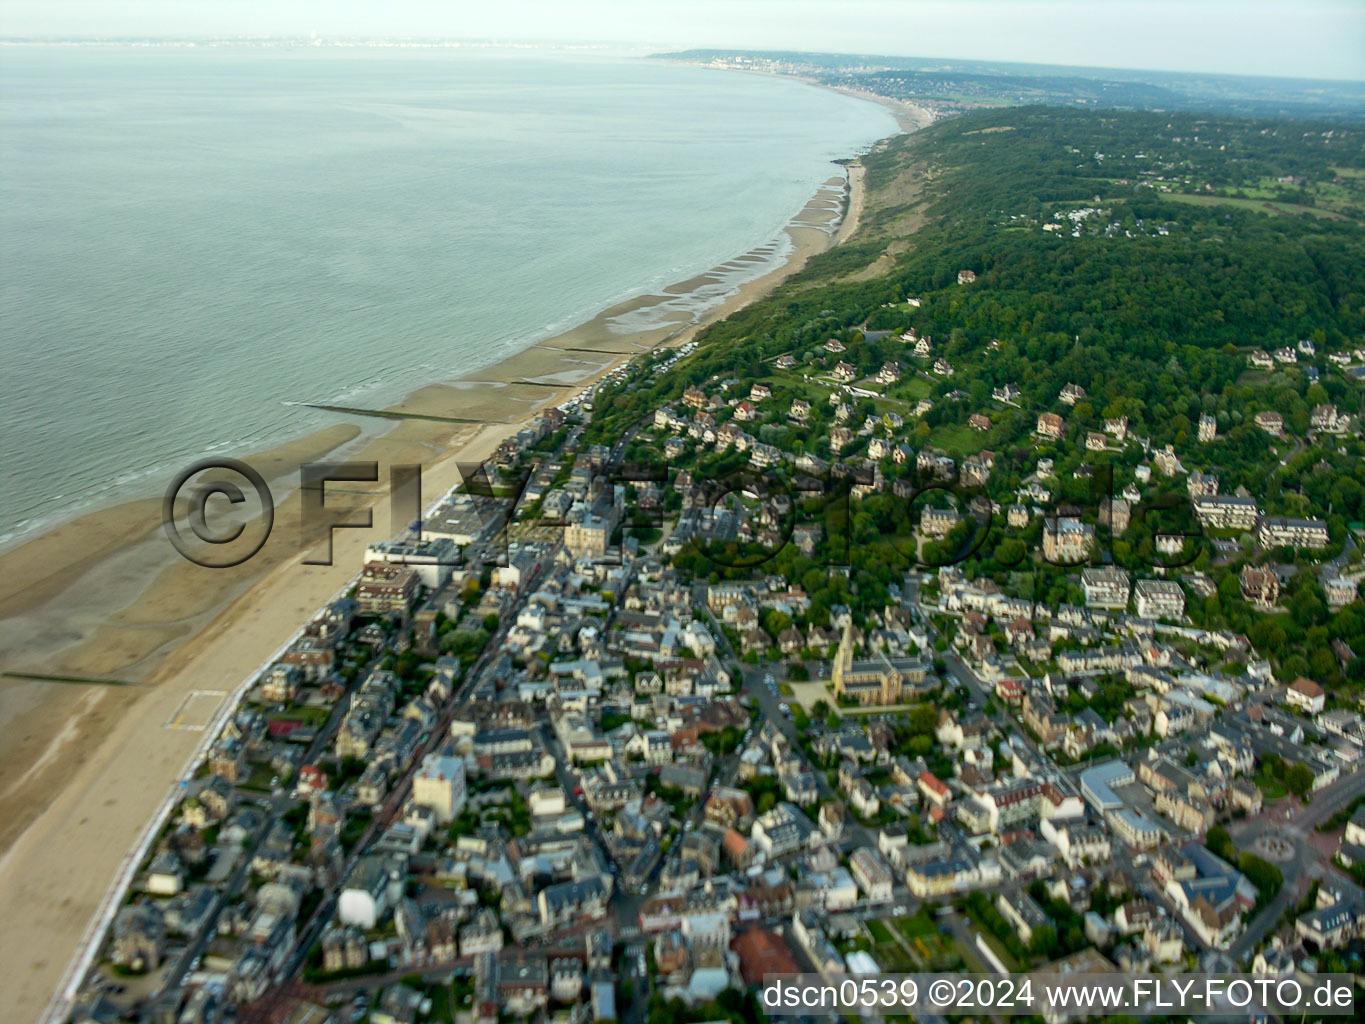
[269,705,330,727]
[1256,772,1289,800]
[891,913,962,969]
[888,375,933,401]
[866,919,897,945]
[1166,192,1347,221]
[869,933,916,971]
[1310,179,1365,218]
[239,762,276,792]
[1237,174,1365,218]
[929,422,993,456]
[1235,369,1278,388]
[764,368,840,409]
[893,911,937,939]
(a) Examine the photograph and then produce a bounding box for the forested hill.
[855,106,1365,360]
[585,105,1365,689]
[594,105,1365,437]
[655,49,1365,119]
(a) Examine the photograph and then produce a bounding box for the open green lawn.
[929,423,992,456]
[891,914,961,969]
[1167,192,1347,221]
[1311,180,1365,218]
[888,375,933,401]
[1235,369,1276,388]
[866,919,896,945]
[1256,773,1289,800]
[269,706,329,727]
[239,763,276,792]
[763,367,840,406]
[893,911,937,939]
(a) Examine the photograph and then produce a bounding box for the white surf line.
[41,554,369,1024]
[42,358,587,1023]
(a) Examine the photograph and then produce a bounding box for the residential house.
[1036,413,1065,440]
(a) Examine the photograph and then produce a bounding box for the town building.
[1240,566,1280,609]
[1192,496,1259,531]
[1081,568,1130,610]
[356,561,421,616]
[1133,580,1185,621]
[1286,677,1326,715]
[1043,517,1094,564]
[412,754,467,823]
[1036,412,1065,440]
[831,623,928,705]
[1256,516,1330,550]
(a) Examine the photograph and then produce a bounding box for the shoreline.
[5,141,892,1024]
[650,56,937,137]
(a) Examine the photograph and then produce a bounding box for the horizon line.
[1,36,1362,86]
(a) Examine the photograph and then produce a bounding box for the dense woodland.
[584,106,1365,693]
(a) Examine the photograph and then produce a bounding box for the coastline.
[650,56,937,137]
[4,151,885,1024]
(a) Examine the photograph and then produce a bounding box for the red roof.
[731,927,799,985]
[1291,677,1324,699]
[722,828,749,859]
[298,764,327,789]
[918,771,949,798]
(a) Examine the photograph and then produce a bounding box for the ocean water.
[0,46,896,545]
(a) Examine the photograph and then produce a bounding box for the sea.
[0,45,896,546]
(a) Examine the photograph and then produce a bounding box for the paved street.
[1227,763,1365,960]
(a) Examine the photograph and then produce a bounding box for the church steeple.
[832,620,854,696]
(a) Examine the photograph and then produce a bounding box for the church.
[831,622,930,705]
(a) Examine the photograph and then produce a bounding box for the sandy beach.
[1,151,884,1023]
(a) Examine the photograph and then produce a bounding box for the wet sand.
[3,161,872,1024]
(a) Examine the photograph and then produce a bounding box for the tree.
[1029,923,1059,959]
[1238,853,1283,906]
[1206,824,1234,862]
[907,734,933,756]
[1285,762,1315,799]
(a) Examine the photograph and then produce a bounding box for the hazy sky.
[3,0,1363,82]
